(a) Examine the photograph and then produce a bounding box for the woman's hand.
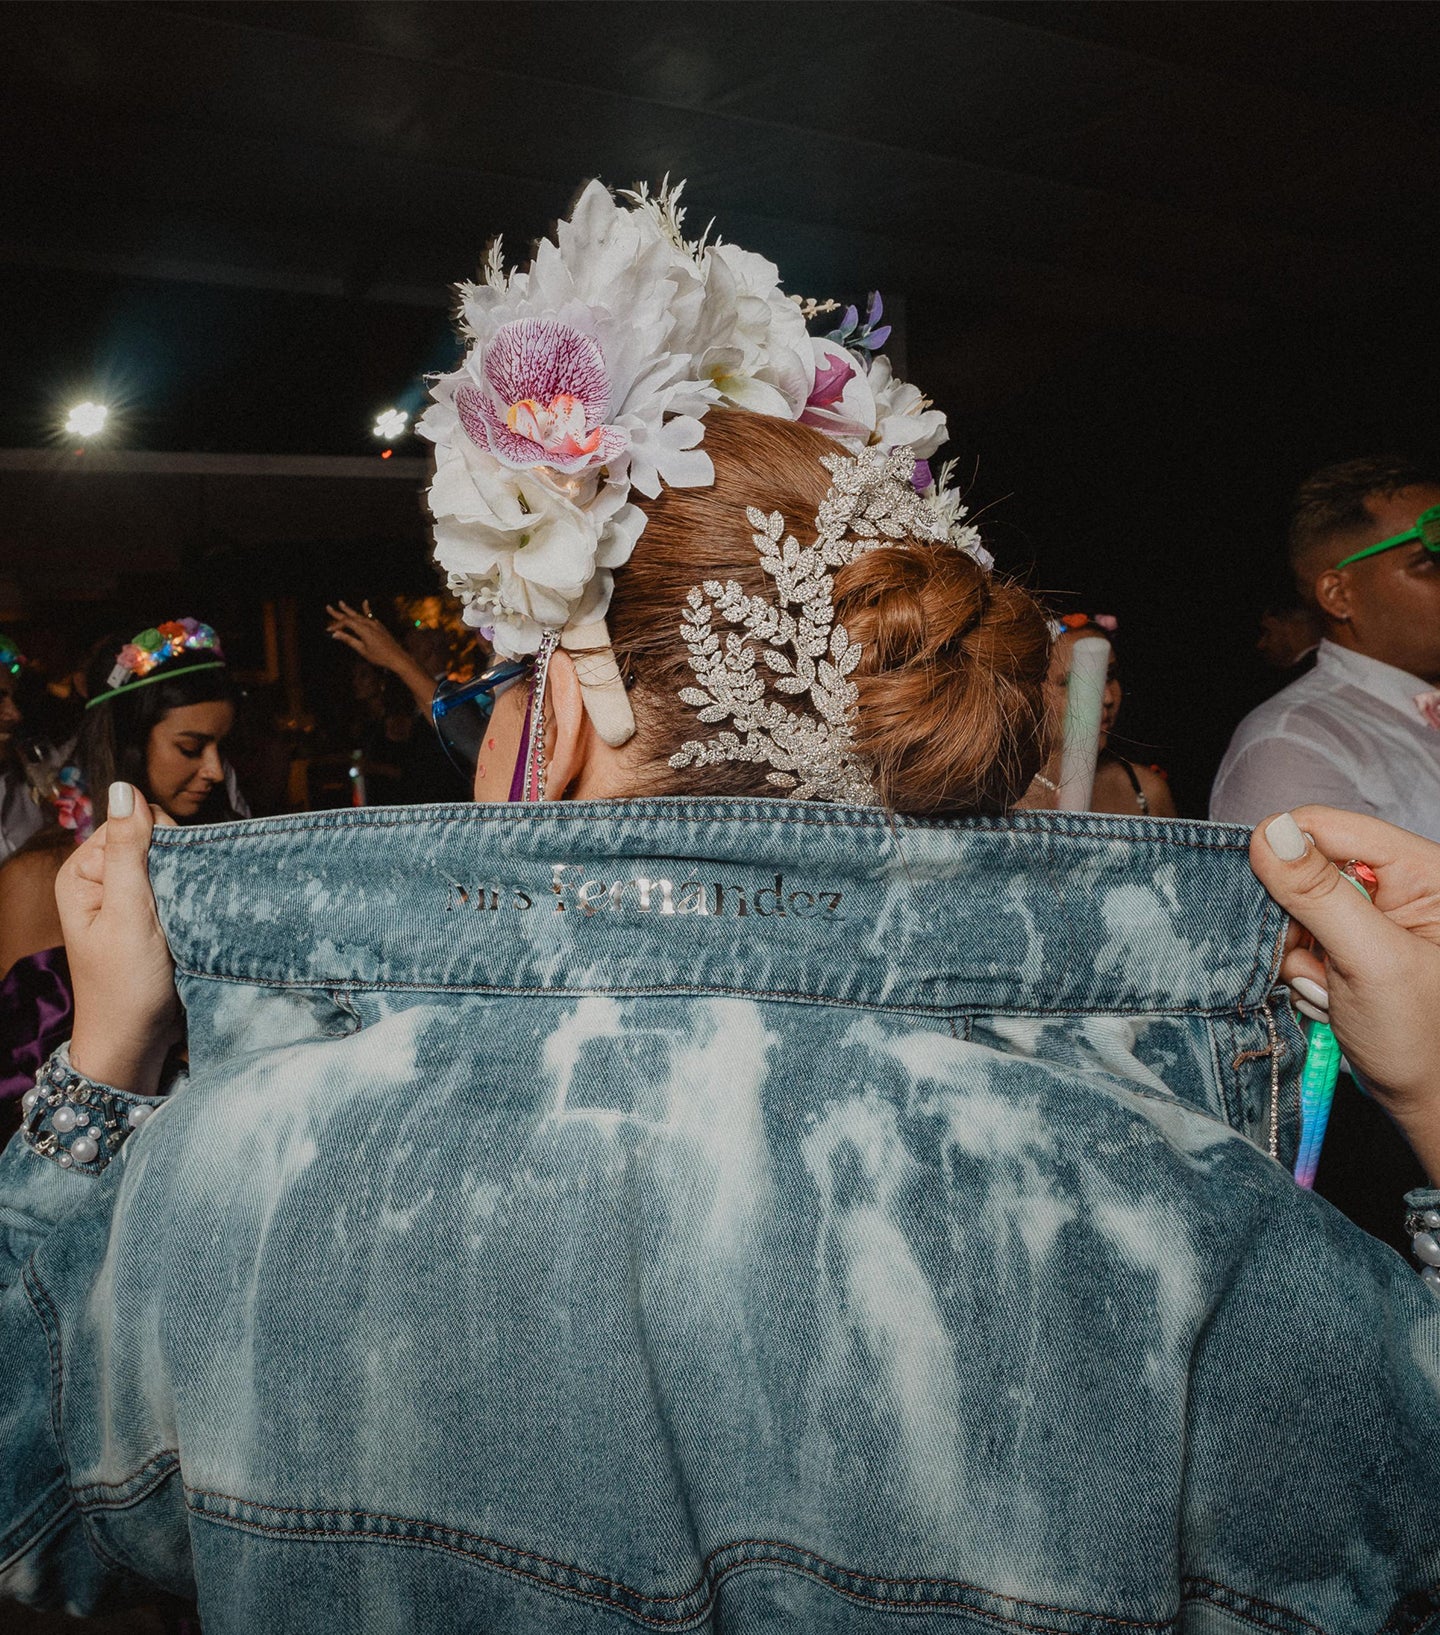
[57,782,182,1096]
[326,600,410,671]
[1249,806,1440,1184]
[325,600,438,713]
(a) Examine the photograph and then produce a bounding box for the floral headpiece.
[421,179,988,767]
[88,618,225,709]
[0,634,25,677]
[1048,612,1118,640]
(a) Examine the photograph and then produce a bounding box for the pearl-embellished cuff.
[1404,1188,1440,1295]
[20,1043,166,1175]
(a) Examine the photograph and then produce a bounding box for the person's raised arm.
[1248,806,1440,1183]
[325,599,438,714]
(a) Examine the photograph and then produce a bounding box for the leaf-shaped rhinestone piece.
[669,446,957,804]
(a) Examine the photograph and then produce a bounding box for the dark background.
[3,0,1440,813]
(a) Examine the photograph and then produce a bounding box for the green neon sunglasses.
[1334,503,1440,568]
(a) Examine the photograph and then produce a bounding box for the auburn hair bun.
[834,544,1050,814]
[607,409,1051,815]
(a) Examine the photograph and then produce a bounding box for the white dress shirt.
[1210,639,1440,838]
[0,766,46,864]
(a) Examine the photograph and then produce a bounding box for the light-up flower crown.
[0,634,25,677]
[88,619,225,709]
[1047,612,1118,640]
[421,178,991,779]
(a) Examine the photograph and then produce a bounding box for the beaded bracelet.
[20,1043,165,1175]
[1404,1204,1440,1295]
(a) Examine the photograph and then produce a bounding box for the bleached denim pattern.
[2,802,1438,1634]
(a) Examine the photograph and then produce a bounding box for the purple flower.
[821,291,890,357]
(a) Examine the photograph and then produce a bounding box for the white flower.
[867,354,947,459]
[452,183,717,497]
[798,338,877,445]
[800,340,948,461]
[680,244,815,418]
[423,400,645,654]
[420,181,720,653]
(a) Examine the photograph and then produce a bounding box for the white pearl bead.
[128,1104,153,1129]
[21,1088,40,1113]
[1413,1231,1440,1268]
[1424,1209,1440,1229]
[70,1136,99,1164]
[51,1105,77,1133]
[1423,1266,1440,1293]
[58,1153,73,1168]
[72,1108,90,1128]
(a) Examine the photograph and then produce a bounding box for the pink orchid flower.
[456,319,627,474]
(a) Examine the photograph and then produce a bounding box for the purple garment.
[0,945,72,1099]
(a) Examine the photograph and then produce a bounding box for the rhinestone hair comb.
[668,446,969,804]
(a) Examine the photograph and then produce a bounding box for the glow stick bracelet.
[1056,636,1110,811]
[1293,864,1374,1189]
[1294,1022,1340,1190]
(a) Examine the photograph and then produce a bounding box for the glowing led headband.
[87,619,225,709]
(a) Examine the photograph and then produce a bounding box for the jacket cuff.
[19,1043,165,1176]
[1403,1187,1440,1293]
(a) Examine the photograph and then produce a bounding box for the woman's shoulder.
[0,830,69,978]
[0,828,70,892]
[1095,753,1178,817]
[1132,760,1178,816]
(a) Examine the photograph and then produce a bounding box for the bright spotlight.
[373,408,409,441]
[65,401,109,438]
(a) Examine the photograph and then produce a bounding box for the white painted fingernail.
[1296,998,1329,1024]
[1292,976,1329,1009]
[108,781,134,818]
[1265,812,1307,860]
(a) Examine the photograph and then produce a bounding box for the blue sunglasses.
[430,658,531,775]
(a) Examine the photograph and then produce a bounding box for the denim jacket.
[2,802,1438,1633]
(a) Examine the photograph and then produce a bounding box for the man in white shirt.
[1212,457,1440,840]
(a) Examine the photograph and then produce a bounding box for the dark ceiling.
[6,2,1439,430]
[3,0,1439,808]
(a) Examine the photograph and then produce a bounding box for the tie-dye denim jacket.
[3,803,1439,1633]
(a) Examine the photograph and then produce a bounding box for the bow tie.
[1415,690,1440,730]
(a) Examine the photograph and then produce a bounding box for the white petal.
[714,373,794,418]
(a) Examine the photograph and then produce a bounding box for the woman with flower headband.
[2,182,1438,1632]
[0,621,242,1117]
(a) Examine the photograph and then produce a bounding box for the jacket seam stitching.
[149,804,1252,847]
[1212,1015,1239,1132]
[0,1475,72,1572]
[73,1450,182,1511]
[22,1266,67,1475]
[167,967,1261,1020]
[1179,1575,1332,1635]
[182,1485,1172,1630]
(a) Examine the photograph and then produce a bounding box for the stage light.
[373,408,408,440]
[65,401,109,438]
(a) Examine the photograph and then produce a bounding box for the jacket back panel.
[7,803,1439,1633]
